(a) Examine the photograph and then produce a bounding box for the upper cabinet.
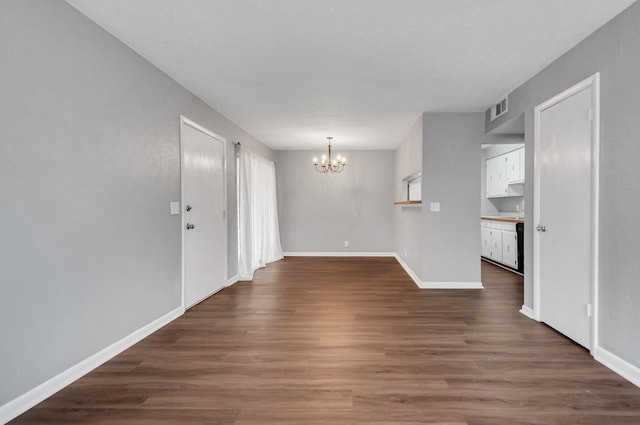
[486,147,525,198]
[505,148,524,184]
[486,155,506,197]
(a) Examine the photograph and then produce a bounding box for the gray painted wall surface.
[485,2,640,365]
[0,0,271,405]
[275,150,394,253]
[394,116,423,278]
[421,113,484,283]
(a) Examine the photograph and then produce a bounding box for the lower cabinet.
[490,229,503,263]
[481,228,492,258]
[481,220,521,272]
[502,230,518,269]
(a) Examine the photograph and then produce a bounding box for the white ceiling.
[66,0,635,150]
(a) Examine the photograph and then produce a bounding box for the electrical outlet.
[344,240,349,247]
[430,202,440,212]
[404,250,408,258]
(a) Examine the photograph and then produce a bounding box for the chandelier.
[313,137,347,173]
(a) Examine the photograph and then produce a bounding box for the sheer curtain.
[237,147,284,281]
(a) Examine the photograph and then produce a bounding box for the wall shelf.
[393,200,422,205]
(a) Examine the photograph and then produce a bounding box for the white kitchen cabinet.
[486,156,506,197]
[519,148,525,180]
[489,228,503,263]
[506,149,521,183]
[481,220,521,271]
[486,147,525,198]
[481,227,492,258]
[502,230,518,269]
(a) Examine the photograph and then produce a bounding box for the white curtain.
[237,147,284,281]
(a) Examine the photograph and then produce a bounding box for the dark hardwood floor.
[12,257,640,424]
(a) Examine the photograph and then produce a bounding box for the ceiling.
[66,0,635,150]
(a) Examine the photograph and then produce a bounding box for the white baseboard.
[283,252,395,257]
[418,281,484,289]
[519,305,536,320]
[0,306,183,424]
[393,254,422,287]
[594,346,640,388]
[226,275,239,286]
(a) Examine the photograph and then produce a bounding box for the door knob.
[536,224,546,232]
[186,205,192,212]
[186,223,195,230]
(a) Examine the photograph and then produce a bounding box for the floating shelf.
[393,200,422,205]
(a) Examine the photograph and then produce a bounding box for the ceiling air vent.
[490,97,508,121]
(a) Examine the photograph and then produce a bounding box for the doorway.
[533,74,600,351]
[180,116,227,309]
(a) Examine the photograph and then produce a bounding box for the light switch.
[430,202,440,212]
[170,201,181,215]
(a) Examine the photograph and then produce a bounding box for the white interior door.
[181,117,226,309]
[535,76,598,350]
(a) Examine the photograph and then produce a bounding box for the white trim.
[394,254,421,287]
[591,74,601,353]
[226,275,239,287]
[180,115,228,310]
[0,307,183,424]
[180,116,226,141]
[418,281,483,289]
[532,73,600,354]
[283,252,395,257]
[519,305,536,320]
[594,347,640,388]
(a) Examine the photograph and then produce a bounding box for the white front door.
[181,117,227,309]
[534,75,599,349]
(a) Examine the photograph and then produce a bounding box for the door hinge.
[586,303,593,318]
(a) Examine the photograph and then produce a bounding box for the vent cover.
[490,97,508,121]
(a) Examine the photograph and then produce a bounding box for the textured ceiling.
[66,0,635,150]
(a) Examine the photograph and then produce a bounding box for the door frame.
[532,73,600,353]
[179,115,227,310]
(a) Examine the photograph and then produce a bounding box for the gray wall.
[485,2,640,366]
[275,150,394,253]
[394,116,423,278]
[421,113,485,283]
[0,0,271,405]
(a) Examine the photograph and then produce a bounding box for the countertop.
[481,216,525,223]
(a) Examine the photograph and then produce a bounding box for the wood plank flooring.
[11,257,640,424]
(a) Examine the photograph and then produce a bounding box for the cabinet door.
[502,230,518,269]
[490,229,503,262]
[481,227,492,258]
[519,147,525,182]
[486,156,507,197]
[506,150,521,183]
[485,158,495,197]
